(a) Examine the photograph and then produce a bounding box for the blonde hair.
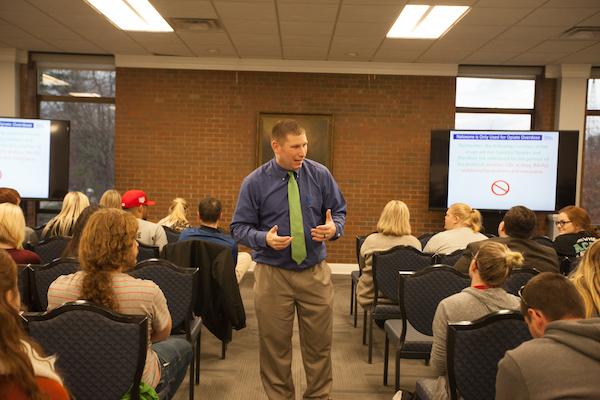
[570,240,600,317]
[0,203,26,249]
[448,203,483,232]
[42,191,90,238]
[377,200,411,236]
[79,209,138,311]
[158,198,191,232]
[99,189,121,209]
[475,241,524,287]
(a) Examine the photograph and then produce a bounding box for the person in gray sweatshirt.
[496,272,600,400]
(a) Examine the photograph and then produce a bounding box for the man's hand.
[311,209,336,242]
[266,225,293,250]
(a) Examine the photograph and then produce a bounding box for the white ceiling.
[1,0,599,66]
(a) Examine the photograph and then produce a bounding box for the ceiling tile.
[237,45,281,58]
[417,48,472,63]
[460,7,531,26]
[543,0,600,8]
[280,21,334,36]
[282,35,330,47]
[152,1,217,18]
[443,25,506,42]
[177,31,233,47]
[338,4,402,23]
[461,51,521,64]
[327,46,376,61]
[529,39,598,53]
[333,22,389,38]
[556,42,600,63]
[578,12,600,25]
[474,0,545,7]
[507,52,568,64]
[517,8,598,27]
[225,20,278,35]
[283,46,328,60]
[214,2,276,21]
[371,49,421,62]
[278,3,338,22]
[229,33,280,47]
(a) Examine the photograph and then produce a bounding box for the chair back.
[418,232,438,248]
[560,256,580,275]
[22,301,148,400]
[502,267,539,295]
[137,241,159,262]
[399,266,470,337]
[447,310,532,400]
[34,224,46,239]
[373,245,433,304]
[163,226,181,244]
[433,249,463,266]
[17,264,34,309]
[32,236,71,264]
[356,235,368,270]
[130,259,198,333]
[30,258,79,311]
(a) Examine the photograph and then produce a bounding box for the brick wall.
[115,68,556,262]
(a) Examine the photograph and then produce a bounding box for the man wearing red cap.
[122,189,167,251]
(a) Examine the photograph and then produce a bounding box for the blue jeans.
[152,337,193,399]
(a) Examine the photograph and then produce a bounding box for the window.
[582,78,600,224]
[455,77,536,130]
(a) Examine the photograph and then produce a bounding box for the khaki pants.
[254,261,334,400]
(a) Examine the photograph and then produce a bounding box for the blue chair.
[351,234,369,328]
[30,258,79,311]
[502,267,539,296]
[32,236,71,264]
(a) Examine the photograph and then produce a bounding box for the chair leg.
[383,333,389,386]
[189,345,195,400]
[350,279,355,315]
[221,341,227,359]
[362,309,368,345]
[368,310,373,364]
[395,347,401,392]
[353,294,359,328]
[195,333,201,384]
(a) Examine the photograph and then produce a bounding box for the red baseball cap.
[121,190,156,209]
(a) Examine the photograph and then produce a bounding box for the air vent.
[561,26,600,40]
[169,18,222,32]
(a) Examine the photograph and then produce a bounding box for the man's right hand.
[266,225,293,250]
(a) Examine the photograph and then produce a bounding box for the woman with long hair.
[356,200,421,307]
[424,202,487,254]
[570,239,600,317]
[554,205,598,257]
[60,205,102,258]
[158,197,191,232]
[98,189,121,209]
[0,249,68,399]
[47,208,192,398]
[42,192,90,239]
[0,203,41,264]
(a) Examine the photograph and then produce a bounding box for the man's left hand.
[311,209,336,242]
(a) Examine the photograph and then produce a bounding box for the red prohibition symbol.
[491,180,510,196]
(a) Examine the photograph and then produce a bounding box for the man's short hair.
[198,197,222,223]
[271,119,305,143]
[503,205,537,239]
[520,272,585,321]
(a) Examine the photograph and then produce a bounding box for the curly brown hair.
[79,208,138,311]
[0,249,48,400]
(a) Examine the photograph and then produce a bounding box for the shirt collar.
[269,158,301,179]
[199,225,223,233]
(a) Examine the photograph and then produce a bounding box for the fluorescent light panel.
[83,0,173,32]
[387,5,469,39]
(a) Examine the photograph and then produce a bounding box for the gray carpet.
[173,273,437,400]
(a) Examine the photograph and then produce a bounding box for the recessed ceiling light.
[345,52,358,57]
[207,49,219,54]
[387,5,469,39]
[83,0,173,32]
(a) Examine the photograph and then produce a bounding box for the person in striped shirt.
[47,208,192,399]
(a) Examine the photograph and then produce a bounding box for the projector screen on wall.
[429,129,579,212]
[0,117,70,200]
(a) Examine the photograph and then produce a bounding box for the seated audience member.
[356,200,421,307]
[0,249,69,400]
[423,202,487,254]
[454,205,559,273]
[179,197,254,283]
[554,205,598,257]
[0,203,41,264]
[41,191,90,239]
[47,209,192,398]
[98,189,121,209]
[61,205,102,258]
[0,187,38,246]
[496,273,600,400]
[158,198,192,233]
[570,239,600,317]
[121,190,168,251]
[431,241,523,380]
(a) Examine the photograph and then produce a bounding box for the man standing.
[231,119,346,400]
[496,272,600,399]
[179,196,254,283]
[121,189,168,251]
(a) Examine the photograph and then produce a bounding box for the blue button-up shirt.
[178,225,238,262]
[231,158,346,270]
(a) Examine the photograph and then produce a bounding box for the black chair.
[502,267,539,295]
[532,235,554,248]
[33,224,46,239]
[446,310,532,400]
[130,259,200,400]
[384,266,470,391]
[22,300,148,400]
[32,236,71,264]
[433,249,463,266]
[17,263,35,309]
[163,226,181,244]
[367,245,433,363]
[351,234,368,327]
[560,255,580,275]
[418,232,439,249]
[30,258,79,311]
[137,241,159,262]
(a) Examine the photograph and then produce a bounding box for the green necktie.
[288,171,307,265]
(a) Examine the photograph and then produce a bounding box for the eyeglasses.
[555,220,572,227]
[518,285,532,311]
